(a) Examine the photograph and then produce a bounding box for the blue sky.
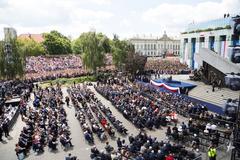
[0,0,239,39]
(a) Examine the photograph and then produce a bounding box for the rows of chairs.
[69,86,107,143]
[95,84,174,130]
[16,86,73,160]
[90,98,128,135]
[81,86,128,136]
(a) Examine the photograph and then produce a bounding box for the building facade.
[180,15,240,69]
[129,32,180,57]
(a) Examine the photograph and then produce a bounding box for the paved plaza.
[0,86,184,160]
[1,75,238,160]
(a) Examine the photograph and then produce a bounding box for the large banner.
[150,80,180,93]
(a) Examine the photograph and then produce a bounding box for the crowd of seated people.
[95,78,178,130]
[26,68,88,81]
[25,55,85,80]
[15,85,73,159]
[134,81,208,117]
[145,59,190,75]
[90,130,201,160]
[95,76,235,152]
[69,85,107,143]
[68,84,128,145]
[25,55,115,80]
[26,55,83,74]
[137,81,235,148]
[92,98,128,135]
[0,80,33,100]
[0,80,33,143]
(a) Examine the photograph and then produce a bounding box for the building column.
[215,36,220,54]
[195,37,200,53]
[225,35,232,58]
[180,39,185,63]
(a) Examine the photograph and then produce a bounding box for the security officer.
[208,145,217,160]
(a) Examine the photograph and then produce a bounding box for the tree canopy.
[18,38,45,56]
[111,36,132,69]
[77,32,109,72]
[111,34,147,74]
[43,30,72,55]
[125,51,147,75]
[0,39,24,79]
[72,32,111,54]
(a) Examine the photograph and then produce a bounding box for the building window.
[148,44,150,50]
[154,44,156,50]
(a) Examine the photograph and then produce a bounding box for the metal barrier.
[193,154,203,160]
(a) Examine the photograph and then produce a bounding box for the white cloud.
[142,0,240,35]
[0,0,114,39]
[71,9,113,21]
[88,0,112,5]
[0,0,239,40]
[120,19,131,27]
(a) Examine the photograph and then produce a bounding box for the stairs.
[195,48,240,74]
[166,75,239,107]
[188,81,239,107]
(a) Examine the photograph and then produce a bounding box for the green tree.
[72,38,83,54]
[0,39,24,79]
[18,38,45,56]
[111,35,131,70]
[78,32,105,72]
[96,33,111,53]
[73,32,110,72]
[125,51,147,75]
[72,32,111,54]
[111,35,147,74]
[43,30,72,55]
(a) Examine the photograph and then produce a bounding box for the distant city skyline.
[0,0,239,40]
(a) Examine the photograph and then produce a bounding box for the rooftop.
[185,17,234,33]
[130,31,179,41]
[18,33,44,43]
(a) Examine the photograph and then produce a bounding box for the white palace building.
[129,32,180,57]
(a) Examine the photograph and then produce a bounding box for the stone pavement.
[0,86,187,160]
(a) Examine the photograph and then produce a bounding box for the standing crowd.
[25,55,86,80]
[144,59,190,75]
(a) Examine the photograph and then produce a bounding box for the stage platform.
[154,78,197,90]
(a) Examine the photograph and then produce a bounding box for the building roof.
[130,32,178,41]
[158,31,173,41]
[18,34,44,43]
[185,17,233,33]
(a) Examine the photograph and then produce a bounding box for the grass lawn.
[39,76,96,88]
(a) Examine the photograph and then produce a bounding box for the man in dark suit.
[2,119,9,138]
